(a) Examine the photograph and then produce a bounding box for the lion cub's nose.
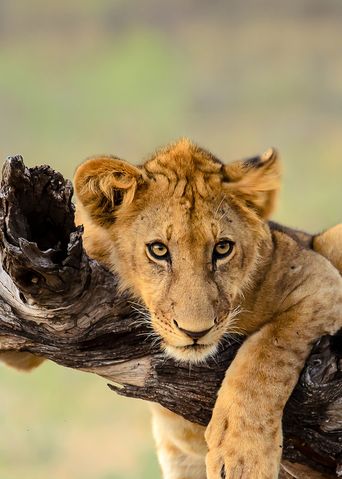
[174,320,213,341]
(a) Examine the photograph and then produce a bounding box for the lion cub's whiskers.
[129,301,151,323]
[216,306,247,346]
[128,301,163,348]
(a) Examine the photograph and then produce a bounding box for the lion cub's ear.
[223,148,281,219]
[74,156,143,227]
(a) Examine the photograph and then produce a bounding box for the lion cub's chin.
[163,342,219,364]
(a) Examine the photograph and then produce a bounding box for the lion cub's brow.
[162,221,219,244]
[146,195,223,246]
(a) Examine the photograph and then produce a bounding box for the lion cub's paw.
[206,447,280,479]
[205,405,281,479]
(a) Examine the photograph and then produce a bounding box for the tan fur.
[313,224,342,272]
[74,139,342,479]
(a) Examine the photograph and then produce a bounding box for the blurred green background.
[0,1,341,478]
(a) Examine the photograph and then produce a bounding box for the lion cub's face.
[75,139,280,363]
[110,191,261,363]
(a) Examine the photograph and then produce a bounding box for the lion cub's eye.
[213,240,235,260]
[147,242,170,260]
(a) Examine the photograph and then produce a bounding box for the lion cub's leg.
[0,352,44,371]
[205,259,342,479]
[151,404,207,479]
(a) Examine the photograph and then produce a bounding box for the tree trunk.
[0,156,340,478]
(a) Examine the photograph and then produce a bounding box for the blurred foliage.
[0,362,159,479]
[0,1,341,478]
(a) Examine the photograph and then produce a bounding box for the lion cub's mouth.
[163,342,219,363]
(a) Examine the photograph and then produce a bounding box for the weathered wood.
[0,156,341,477]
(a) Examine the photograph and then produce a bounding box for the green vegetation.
[0,1,341,477]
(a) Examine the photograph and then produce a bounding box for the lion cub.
[74,139,342,479]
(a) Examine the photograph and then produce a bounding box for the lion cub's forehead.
[137,200,224,247]
[136,185,237,246]
[133,139,241,241]
[142,139,224,201]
